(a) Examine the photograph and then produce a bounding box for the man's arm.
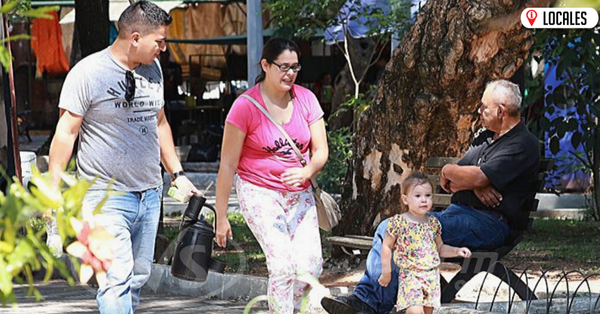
[441,164,490,192]
[441,164,502,207]
[48,109,83,185]
[156,108,196,193]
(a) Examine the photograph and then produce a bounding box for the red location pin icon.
[526,10,537,26]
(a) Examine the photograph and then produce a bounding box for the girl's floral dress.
[387,214,442,310]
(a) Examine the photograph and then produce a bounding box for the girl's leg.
[236,178,295,314]
[405,306,425,314]
[289,189,323,312]
[423,306,434,314]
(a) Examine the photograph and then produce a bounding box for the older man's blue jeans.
[83,186,162,314]
[353,218,399,314]
[429,203,509,250]
[353,204,509,313]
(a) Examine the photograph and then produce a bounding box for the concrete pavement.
[4,280,267,314]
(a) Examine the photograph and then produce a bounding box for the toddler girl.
[379,172,471,314]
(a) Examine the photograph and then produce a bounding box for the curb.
[144,264,268,301]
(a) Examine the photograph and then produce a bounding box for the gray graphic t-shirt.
[59,48,164,191]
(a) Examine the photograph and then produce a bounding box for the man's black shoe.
[321,295,376,314]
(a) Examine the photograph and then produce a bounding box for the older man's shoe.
[321,295,376,314]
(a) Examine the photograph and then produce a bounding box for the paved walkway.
[3,280,267,314]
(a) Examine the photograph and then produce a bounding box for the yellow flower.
[66,217,114,288]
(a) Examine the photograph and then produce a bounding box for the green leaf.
[0,45,12,71]
[0,34,30,44]
[540,115,551,130]
[19,6,59,19]
[2,217,15,252]
[0,1,19,14]
[571,131,582,148]
[550,136,561,154]
[0,259,12,296]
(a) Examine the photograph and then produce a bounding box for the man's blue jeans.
[429,204,509,250]
[353,218,399,314]
[353,205,509,313]
[83,186,162,314]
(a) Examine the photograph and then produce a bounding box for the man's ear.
[131,32,141,46]
[497,104,504,119]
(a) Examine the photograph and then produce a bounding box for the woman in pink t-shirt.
[214,38,329,314]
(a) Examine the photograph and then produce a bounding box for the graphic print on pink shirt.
[226,84,324,192]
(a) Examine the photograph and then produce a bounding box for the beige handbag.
[241,94,341,231]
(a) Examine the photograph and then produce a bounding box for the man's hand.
[440,165,452,192]
[378,272,391,287]
[173,175,198,196]
[474,185,502,207]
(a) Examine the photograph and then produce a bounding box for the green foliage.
[527,24,600,218]
[0,1,58,71]
[559,0,600,8]
[267,0,411,41]
[267,0,411,109]
[318,127,352,194]
[0,168,91,306]
[317,89,376,193]
[533,27,600,158]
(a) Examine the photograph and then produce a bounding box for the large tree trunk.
[337,0,549,236]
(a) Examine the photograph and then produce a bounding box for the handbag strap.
[241,94,320,189]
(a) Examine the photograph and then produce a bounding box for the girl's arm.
[378,233,396,287]
[436,235,472,258]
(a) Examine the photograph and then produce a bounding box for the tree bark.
[337,0,550,236]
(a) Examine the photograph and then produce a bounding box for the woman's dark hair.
[255,37,300,85]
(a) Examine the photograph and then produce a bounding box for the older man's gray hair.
[486,80,522,117]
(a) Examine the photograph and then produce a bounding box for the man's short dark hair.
[117,1,172,36]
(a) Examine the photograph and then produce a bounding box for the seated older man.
[322,79,540,314]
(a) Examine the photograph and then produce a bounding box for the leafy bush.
[318,127,352,194]
[0,168,113,306]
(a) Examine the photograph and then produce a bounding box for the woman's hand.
[378,272,391,287]
[281,167,310,187]
[214,216,233,248]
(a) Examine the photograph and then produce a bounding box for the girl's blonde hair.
[400,172,433,213]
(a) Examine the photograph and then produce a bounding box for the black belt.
[481,210,509,225]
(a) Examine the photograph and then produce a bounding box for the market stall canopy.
[59,0,183,24]
[324,0,426,44]
[166,28,323,46]
[167,28,275,45]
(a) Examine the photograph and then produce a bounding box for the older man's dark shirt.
[451,122,540,225]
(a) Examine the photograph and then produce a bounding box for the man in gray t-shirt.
[48,2,197,313]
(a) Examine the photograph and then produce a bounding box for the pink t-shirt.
[226,84,324,192]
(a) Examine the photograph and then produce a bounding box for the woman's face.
[262,49,300,93]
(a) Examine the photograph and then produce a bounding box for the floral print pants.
[236,177,323,314]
